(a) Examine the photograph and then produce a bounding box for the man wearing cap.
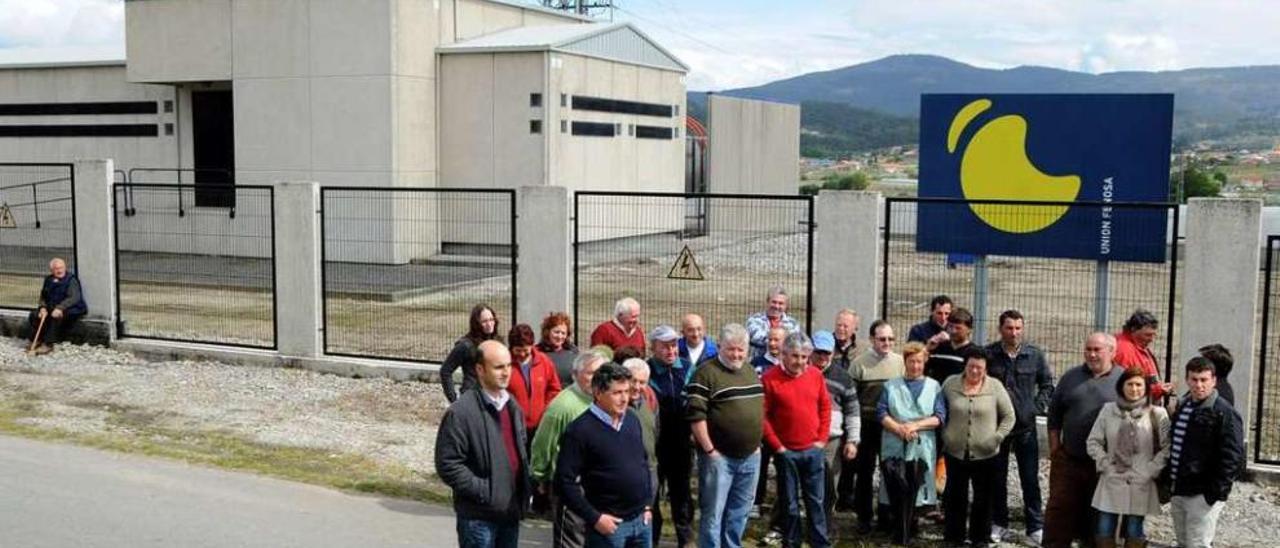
[813,330,860,530]
[648,324,696,547]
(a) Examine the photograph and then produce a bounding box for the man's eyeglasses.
[874,336,895,342]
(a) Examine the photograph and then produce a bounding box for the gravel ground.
[3,337,1279,547]
[0,339,449,476]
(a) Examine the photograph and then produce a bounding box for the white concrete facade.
[0,0,690,260]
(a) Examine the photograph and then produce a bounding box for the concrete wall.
[125,0,233,82]
[705,95,800,235]
[706,95,800,195]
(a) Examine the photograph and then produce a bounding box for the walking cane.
[27,311,48,355]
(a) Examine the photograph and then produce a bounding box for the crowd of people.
[434,289,1246,548]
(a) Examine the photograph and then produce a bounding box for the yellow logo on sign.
[0,203,15,229]
[668,245,704,280]
[948,99,1082,233]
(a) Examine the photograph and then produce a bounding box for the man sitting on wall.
[27,257,86,354]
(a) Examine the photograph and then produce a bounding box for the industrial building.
[0,0,800,260]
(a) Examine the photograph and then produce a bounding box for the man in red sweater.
[1113,308,1174,402]
[762,332,832,548]
[589,297,645,354]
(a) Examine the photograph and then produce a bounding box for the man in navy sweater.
[556,362,654,548]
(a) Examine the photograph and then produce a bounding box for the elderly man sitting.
[28,257,86,354]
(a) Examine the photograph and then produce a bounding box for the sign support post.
[973,255,989,343]
[1094,261,1110,332]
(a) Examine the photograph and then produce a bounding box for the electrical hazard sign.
[667,245,704,280]
[0,203,15,229]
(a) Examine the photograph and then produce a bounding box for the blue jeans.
[776,447,831,548]
[1096,512,1145,539]
[697,450,762,548]
[585,513,652,548]
[992,429,1044,533]
[456,517,519,548]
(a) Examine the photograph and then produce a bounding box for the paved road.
[0,435,552,547]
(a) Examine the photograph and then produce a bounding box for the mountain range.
[687,54,1280,156]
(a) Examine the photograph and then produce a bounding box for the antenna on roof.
[541,0,615,19]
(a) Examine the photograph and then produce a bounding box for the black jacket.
[985,341,1054,434]
[1168,390,1245,503]
[440,338,480,403]
[434,389,532,521]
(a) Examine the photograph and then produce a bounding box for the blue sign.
[918,94,1173,263]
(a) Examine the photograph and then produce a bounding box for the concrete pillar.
[516,185,571,326]
[1179,198,1261,433]
[72,159,118,338]
[815,190,881,331]
[274,182,322,357]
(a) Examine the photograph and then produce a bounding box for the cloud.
[0,0,123,64]
[623,0,1280,89]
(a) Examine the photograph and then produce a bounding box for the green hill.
[688,55,1280,156]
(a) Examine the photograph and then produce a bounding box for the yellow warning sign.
[667,245,704,280]
[0,203,15,229]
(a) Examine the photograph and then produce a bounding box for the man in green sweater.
[688,323,765,548]
[848,320,905,533]
[530,349,607,548]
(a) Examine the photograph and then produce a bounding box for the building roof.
[438,22,689,72]
[0,59,125,71]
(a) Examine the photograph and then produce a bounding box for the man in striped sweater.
[687,323,765,548]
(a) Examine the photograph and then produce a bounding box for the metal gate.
[573,191,815,341]
[882,197,1180,378]
[1255,235,1280,464]
[319,187,517,363]
[0,163,76,311]
[112,182,277,349]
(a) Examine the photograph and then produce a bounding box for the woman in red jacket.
[506,323,562,444]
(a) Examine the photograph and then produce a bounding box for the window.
[571,121,616,137]
[163,100,174,113]
[674,105,680,116]
[530,93,542,107]
[560,94,567,107]
[571,95,673,117]
[635,125,674,140]
[0,125,159,137]
[0,101,158,116]
[628,124,634,136]
[164,123,174,135]
[560,120,567,133]
[530,120,542,134]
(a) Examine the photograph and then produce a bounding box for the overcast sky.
[2,0,1277,91]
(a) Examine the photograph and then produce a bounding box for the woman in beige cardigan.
[1086,367,1171,548]
[939,346,1015,547]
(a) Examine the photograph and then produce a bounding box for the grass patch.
[0,385,450,506]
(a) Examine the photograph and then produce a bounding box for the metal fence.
[1256,235,1280,464]
[320,187,516,362]
[112,183,277,349]
[882,197,1180,378]
[0,163,76,311]
[573,191,814,342]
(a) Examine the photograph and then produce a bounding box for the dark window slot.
[0,124,158,137]
[0,101,157,116]
[571,121,616,137]
[636,125,674,139]
[571,95,673,117]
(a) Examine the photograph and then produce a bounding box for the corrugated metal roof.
[438,22,689,72]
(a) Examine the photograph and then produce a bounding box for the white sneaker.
[1028,529,1043,546]
[990,524,1007,543]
